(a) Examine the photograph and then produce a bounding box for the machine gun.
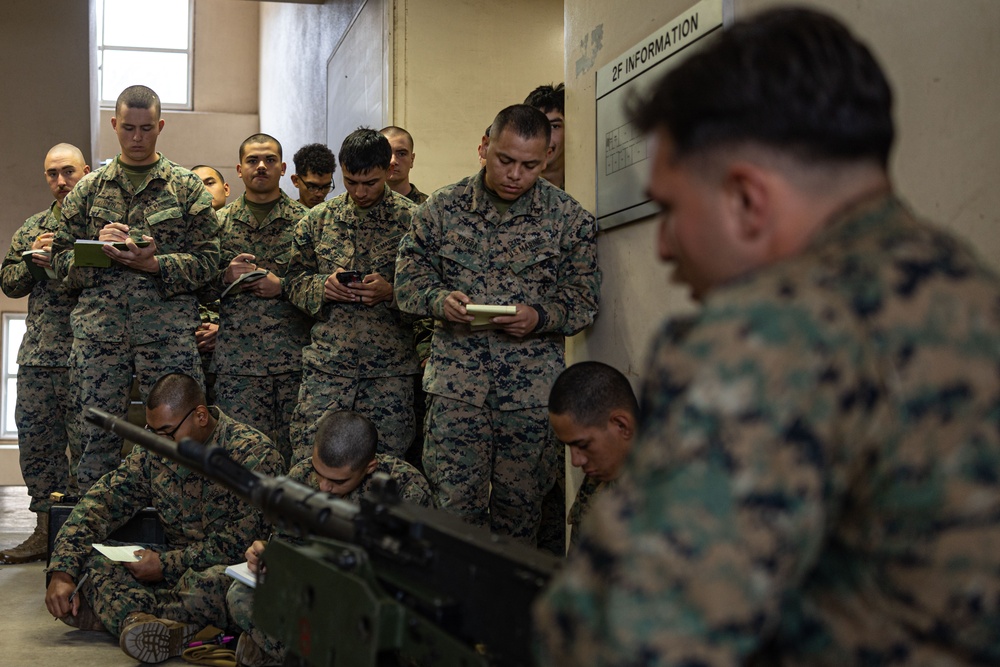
[85,407,558,667]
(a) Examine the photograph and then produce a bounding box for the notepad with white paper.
[92,543,143,562]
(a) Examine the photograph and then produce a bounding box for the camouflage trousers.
[70,336,205,491]
[15,366,77,513]
[215,371,301,466]
[289,366,415,464]
[423,394,561,543]
[81,552,230,637]
[227,580,286,664]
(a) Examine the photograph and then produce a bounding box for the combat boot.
[0,511,48,564]
[119,612,199,663]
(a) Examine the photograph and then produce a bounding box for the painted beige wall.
[566,0,1000,385]
[391,0,564,192]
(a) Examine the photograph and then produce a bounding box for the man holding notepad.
[49,85,220,492]
[0,143,90,564]
[395,104,601,543]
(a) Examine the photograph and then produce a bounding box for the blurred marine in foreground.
[535,7,1000,666]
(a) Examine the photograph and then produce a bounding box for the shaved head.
[44,143,86,168]
[43,143,89,203]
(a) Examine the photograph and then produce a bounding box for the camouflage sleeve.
[199,300,220,325]
[51,185,89,289]
[284,213,329,318]
[153,188,221,299]
[159,434,284,578]
[1,217,40,298]
[47,449,153,579]
[395,461,434,508]
[535,207,601,336]
[394,198,448,319]
[534,299,865,665]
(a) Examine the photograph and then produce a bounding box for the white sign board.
[596,0,728,230]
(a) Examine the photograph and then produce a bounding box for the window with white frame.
[2,313,26,440]
[97,0,194,110]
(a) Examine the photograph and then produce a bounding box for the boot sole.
[119,619,198,663]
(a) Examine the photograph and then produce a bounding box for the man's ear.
[608,409,635,442]
[364,458,378,475]
[724,161,773,244]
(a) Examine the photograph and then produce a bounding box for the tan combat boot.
[0,511,48,564]
[119,612,199,663]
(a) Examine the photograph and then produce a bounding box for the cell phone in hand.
[337,270,363,284]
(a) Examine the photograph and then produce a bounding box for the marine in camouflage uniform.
[212,190,310,463]
[51,154,219,490]
[566,475,606,551]
[535,9,1000,664]
[1,204,81,518]
[285,186,420,462]
[226,452,432,664]
[395,126,601,541]
[46,407,282,636]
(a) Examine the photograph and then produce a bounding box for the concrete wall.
[259,0,367,203]
[565,0,1000,386]
[390,0,564,192]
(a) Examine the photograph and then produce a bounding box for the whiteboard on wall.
[326,0,389,157]
[595,0,731,230]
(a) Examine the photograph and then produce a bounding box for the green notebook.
[21,250,57,281]
[74,239,150,268]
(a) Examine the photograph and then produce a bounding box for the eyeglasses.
[301,180,333,193]
[145,405,198,438]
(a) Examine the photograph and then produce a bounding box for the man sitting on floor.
[228,409,432,666]
[44,372,283,664]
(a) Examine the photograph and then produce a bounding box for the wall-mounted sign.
[596,0,729,230]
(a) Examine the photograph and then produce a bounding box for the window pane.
[102,0,189,50]
[4,378,16,436]
[101,50,190,107]
[7,318,25,377]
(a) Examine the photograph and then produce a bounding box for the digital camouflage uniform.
[566,475,607,552]
[212,192,310,463]
[226,451,432,663]
[0,203,80,513]
[47,408,283,637]
[285,186,420,462]
[395,169,601,542]
[405,183,429,205]
[535,195,1000,666]
[51,156,219,490]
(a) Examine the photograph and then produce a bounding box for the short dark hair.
[116,85,161,119]
[191,165,225,184]
[524,82,565,115]
[240,133,283,161]
[549,362,638,428]
[314,410,379,471]
[293,143,337,177]
[338,128,392,174]
[490,105,551,146]
[146,373,205,414]
[379,126,415,152]
[629,8,894,168]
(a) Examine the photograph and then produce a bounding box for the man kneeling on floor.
[44,372,284,663]
[227,409,433,666]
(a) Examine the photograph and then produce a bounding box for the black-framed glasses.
[146,405,198,438]
[302,180,333,193]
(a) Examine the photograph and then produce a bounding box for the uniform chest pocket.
[91,206,124,226]
[315,242,354,272]
[440,245,484,275]
[508,245,560,283]
[146,206,184,226]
